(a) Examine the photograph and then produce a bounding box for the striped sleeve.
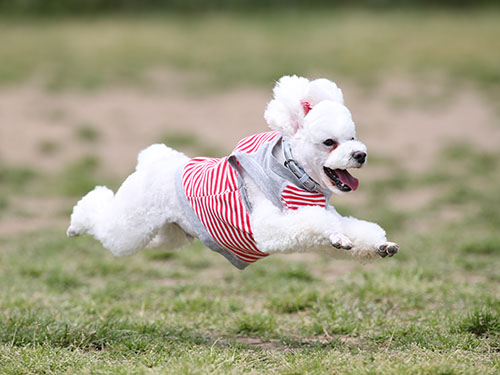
[281,184,327,210]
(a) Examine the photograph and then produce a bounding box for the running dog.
[67,75,398,269]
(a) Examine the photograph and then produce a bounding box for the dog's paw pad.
[330,234,353,250]
[377,242,399,258]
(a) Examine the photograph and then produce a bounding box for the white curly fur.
[264,75,344,137]
[67,75,398,264]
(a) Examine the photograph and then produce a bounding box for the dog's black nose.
[352,151,366,164]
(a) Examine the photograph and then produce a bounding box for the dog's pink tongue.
[335,169,359,191]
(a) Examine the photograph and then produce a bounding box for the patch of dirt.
[0,84,269,176]
[345,76,500,172]
[2,76,499,176]
[0,197,72,236]
[1,74,499,235]
[390,187,437,211]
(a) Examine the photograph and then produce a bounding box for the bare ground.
[1,75,499,235]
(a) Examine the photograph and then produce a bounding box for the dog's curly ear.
[308,78,344,105]
[264,75,310,137]
[264,76,344,137]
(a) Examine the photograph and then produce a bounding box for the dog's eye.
[323,139,337,147]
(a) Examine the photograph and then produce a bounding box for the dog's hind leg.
[146,223,194,251]
[66,185,114,239]
[67,144,191,257]
[67,170,165,256]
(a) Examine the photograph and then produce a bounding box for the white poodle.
[67,75,398,269]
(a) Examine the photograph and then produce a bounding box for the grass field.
[1,10,500,374]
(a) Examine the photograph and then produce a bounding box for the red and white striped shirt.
[180,131,328,267]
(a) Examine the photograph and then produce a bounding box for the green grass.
[0,10,499,90]
[0,226,499,373]
[0,164,37,191]
[0,163,38,215]
[38,140,61,155]
[75,124,101,143]
[457,308,500,337]
[0,10,499,373]
[57,156,104,196]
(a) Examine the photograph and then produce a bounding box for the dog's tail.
[136,144,187,172]
[67,186,114,238]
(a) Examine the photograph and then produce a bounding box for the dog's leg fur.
[67,144,193,257]
[146,222,194,250]
[245,176,351,258]
[251,201,344,254]
[247,176,395,261]
[332,209,398,258]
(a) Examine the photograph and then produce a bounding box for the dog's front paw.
[330,233,353,250]
[376,242,399,258]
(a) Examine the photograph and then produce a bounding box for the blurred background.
[0,2,499,372]
[1,0,499,239]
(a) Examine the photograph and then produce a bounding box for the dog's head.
[264,75,366,194]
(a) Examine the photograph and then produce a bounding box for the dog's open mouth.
[324,167,359,192]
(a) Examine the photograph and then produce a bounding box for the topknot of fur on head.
[264,75,344,137]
